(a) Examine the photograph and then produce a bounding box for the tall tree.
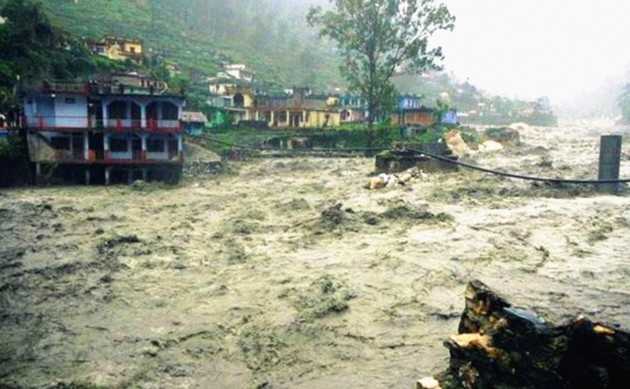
[307,0,455,129]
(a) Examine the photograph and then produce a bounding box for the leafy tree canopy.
[0,0,98,111]
[308,0,455,127]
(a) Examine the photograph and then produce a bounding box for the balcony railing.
[24,116,182,132]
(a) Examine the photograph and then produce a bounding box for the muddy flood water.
[1,124,630,388]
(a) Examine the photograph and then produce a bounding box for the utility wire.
[195,135,630,185]
[406,148,630,185]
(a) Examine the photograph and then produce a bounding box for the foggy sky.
[435,0,630,103]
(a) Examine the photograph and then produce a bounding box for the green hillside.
[35,0,342,89]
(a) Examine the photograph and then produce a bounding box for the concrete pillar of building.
[140,102,147,129]
[85,168,91,185]
[286,110,290,126]
[126,101,132,126]
[303,110,307,128]
[104,134,110,161]
[105,167,111,186]
[255,111,259,121]
[83,132,89,160]
[102,101,109,128]
[36,163,41,177]
[142,168,148,182]
[141,134,147,161]
[270,111,275,127]
[127,137,132,159]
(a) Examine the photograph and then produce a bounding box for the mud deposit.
[1,124,630,388]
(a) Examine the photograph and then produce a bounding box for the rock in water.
[444,130,471,157]
[435,280,630,388]
[483,127,521,147]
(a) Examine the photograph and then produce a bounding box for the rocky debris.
[417,376,442,389]
[368,167,427,189]
[483,127,521,147]
[294,275,357,319]
[183,161,223,177]
[310,202,453,235]
[509,122,531,132]
[97,234,142,253]
[375,145,458,174]
[184,142,221,162]
[380,203,453,223]
[477,140,503,153]
[432,280,630,388]
[445,130,472,157]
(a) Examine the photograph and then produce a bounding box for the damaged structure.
[18,75,184,185]
[422,280,630,389]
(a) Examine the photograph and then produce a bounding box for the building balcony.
[38,149,182,165]
[25,116,182,133]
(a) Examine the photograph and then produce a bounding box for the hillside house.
[18,74,184,185]
[222,64,253,82]
[206,85,254,124]
[182,111,208,136]
[88,36,144,64]
[338,95,368,123]
[252,89,341,129]
[391,107,436,127]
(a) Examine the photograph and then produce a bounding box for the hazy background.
[436,0,630,118]
[305,0,630,118]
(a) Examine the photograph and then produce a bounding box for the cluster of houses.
[196,63,458,135]
[82,35,458,135]
[11,34,459,185]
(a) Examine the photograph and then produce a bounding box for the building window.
[51,137,70,150]
[110,138,128,152]
[147,139,165,152]
[161,102,179,120]
[65,97,76,104]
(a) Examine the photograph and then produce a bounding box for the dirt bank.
[1,124,629,388]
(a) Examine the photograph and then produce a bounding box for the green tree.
[0,0,96,111]
[307,0,455,129]
[619,84,630,123]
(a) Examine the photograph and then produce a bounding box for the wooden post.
[598,135,622,194]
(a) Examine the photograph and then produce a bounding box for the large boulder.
[477,140,504,153]
[444,130,471,157]
[484,127,521,147]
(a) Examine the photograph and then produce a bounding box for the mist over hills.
[37,0,341,89]
[5,0,623,120]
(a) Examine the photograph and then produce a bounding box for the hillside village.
[81,33,555,130]
[1,27,557,186]
[0,0,557,187]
